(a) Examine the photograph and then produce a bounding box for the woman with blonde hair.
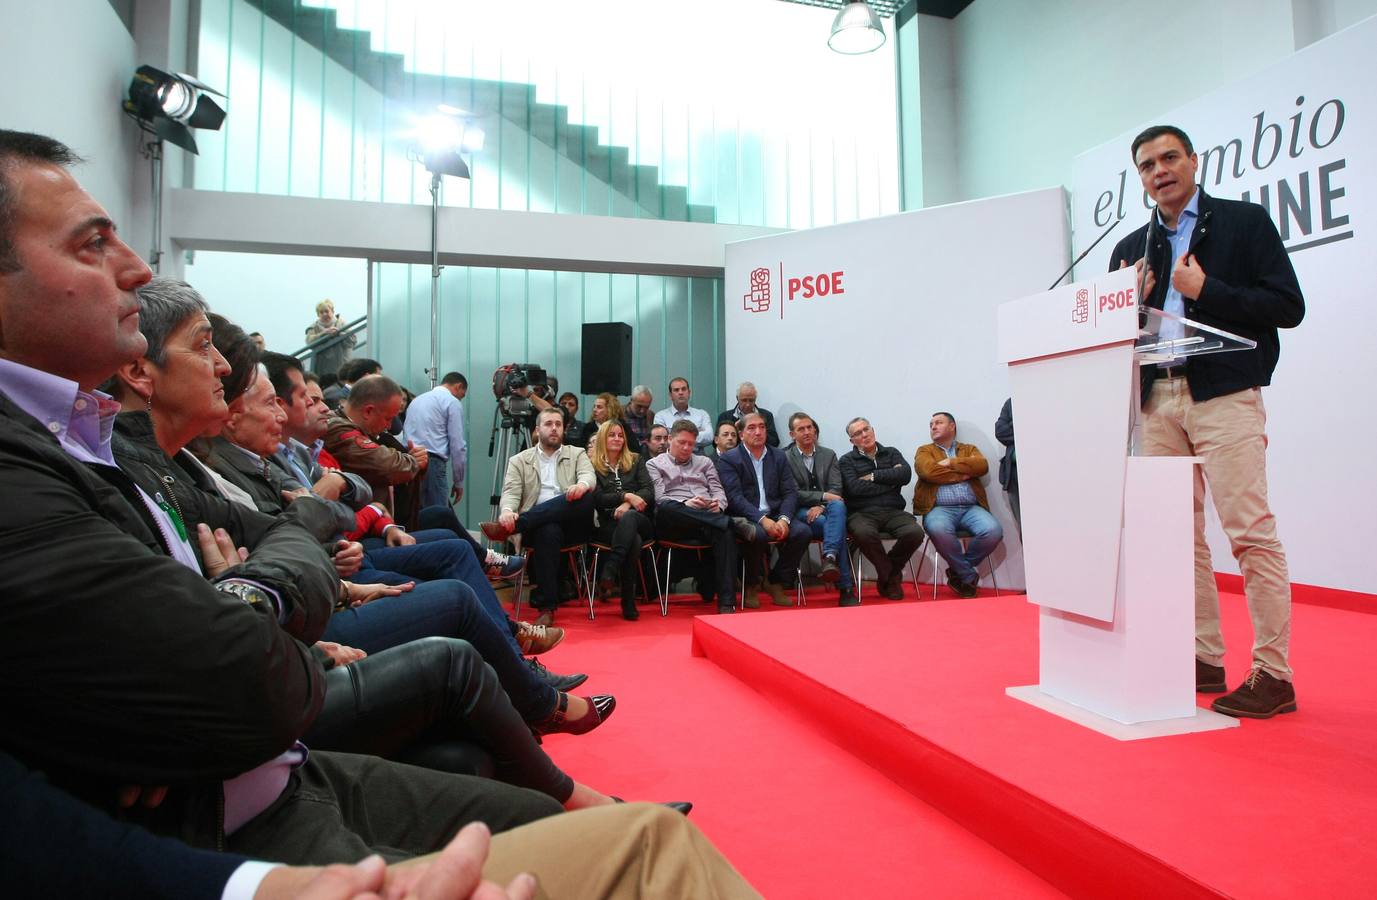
[304,298,357,377]
[581,392,640,453]
[589,419,655,619]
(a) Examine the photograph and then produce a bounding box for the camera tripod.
[486,401,535,525]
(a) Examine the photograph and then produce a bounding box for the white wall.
[185,251,369,355]
[0,0,139,237]
[916,0,1377,207]
[725,188,1071,591]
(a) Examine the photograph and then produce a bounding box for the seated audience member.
[785,413,857,606]
[839,417,924,600]
[292,368,523,580]
[717,381,780,447]
[581,391,640,452]
[717,413,811,608]
[261,351,373,511]
[653,376,714,450]
[119,294,606,738]
[704,419,739,461]
[0,127,757,895]
[589,420,656,620]
[482,407,598,626]
[994,398,1020,534]
[323,355,382,408]
[1,748,752,900]
[647,421,754,613]
[624,384,655,448]
[558,391,586,446]
[323,373,426,517]
[644,422,671,457]
[247,330,266,352]
[913,412,1003,598]
[403,371,469,510]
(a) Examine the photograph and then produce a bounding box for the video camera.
[492,363,548,400]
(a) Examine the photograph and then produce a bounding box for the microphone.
[1047,217,1123,291]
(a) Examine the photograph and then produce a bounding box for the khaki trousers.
[1140,379,1292,680]
[482,802,762,900]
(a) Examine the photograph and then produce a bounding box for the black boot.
[620,571,640,620]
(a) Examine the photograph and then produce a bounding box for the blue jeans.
[419,456,452,510]
[356,538,513,639]
[320,578,556,722]
[922,504,1003,585]
[804,499,852,589]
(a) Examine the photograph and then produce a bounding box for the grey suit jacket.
[205,437,356,533]
[785,444,843,508]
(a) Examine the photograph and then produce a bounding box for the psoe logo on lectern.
[1071,288,1090,324]
[744,267,772,314]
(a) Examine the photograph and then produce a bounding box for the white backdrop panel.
[724,188,1071,591]
[1070,15,1377,595]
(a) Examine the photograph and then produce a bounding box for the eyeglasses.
[848,425,873,439]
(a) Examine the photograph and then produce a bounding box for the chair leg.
[513,554,528,619]
[661,548,674,608]
[648,549,666,616]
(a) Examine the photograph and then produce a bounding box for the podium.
[996,268,1253,739]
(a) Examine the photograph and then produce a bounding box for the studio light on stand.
[828,1,886,55]
[123,65,226,272]
[408,106,484,388]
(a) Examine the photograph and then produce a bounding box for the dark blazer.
[784,444,843,508]
[994,398,1016,492]
[204,436,355,533]
[2,750,248,900]
[0,389,332,848]
[839,443,912,512]
[717,443,799,522]
[717,407,780,448]
[1108,190,1304,405]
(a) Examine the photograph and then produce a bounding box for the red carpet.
[689,590,1377,899]
[509,591,1064,898]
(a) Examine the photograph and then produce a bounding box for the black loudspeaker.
[581,322,633,395]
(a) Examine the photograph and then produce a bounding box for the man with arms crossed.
[1110,124,1304,719]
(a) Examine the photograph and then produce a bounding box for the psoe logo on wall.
[744,267,772,314]
[743,265,848,319]
[1072,288,1090,324]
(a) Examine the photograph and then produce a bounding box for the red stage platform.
[691,592,1377,899]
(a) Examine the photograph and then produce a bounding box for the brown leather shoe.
[1195,658,1226,693]
[517,621,565,655]
[765,580,794,607]
[742,581,762,609]
[535,609,556,628]
[480,520,514,541]
[1211,668,1297,719]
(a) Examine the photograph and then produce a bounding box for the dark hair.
[135,276,209,366]
[788,412,817,432]
[207,313,260,404]
[303,370,320,385]
[0,130,83,273]
[1130,125,1194,162]
[441,371,467,387]
[932,411,956,429]
[338,357,382,383]
[670,419,699,438]
[668,376,690,391]
[261,351,305,403]
[346,373,402,408]
[557,391,578,406]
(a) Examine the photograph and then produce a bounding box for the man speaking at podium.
[1109,125,1304,720]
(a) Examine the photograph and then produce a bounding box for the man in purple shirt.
[647,420,755,613]
[0,129,766,897]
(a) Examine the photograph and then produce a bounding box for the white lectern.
[998,267,1247,739]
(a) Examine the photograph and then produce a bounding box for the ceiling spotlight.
[123,65,226,154]
[412,107,483,178]
[828,1,886,55]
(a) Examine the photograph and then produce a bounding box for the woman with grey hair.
[105,276,659,812]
